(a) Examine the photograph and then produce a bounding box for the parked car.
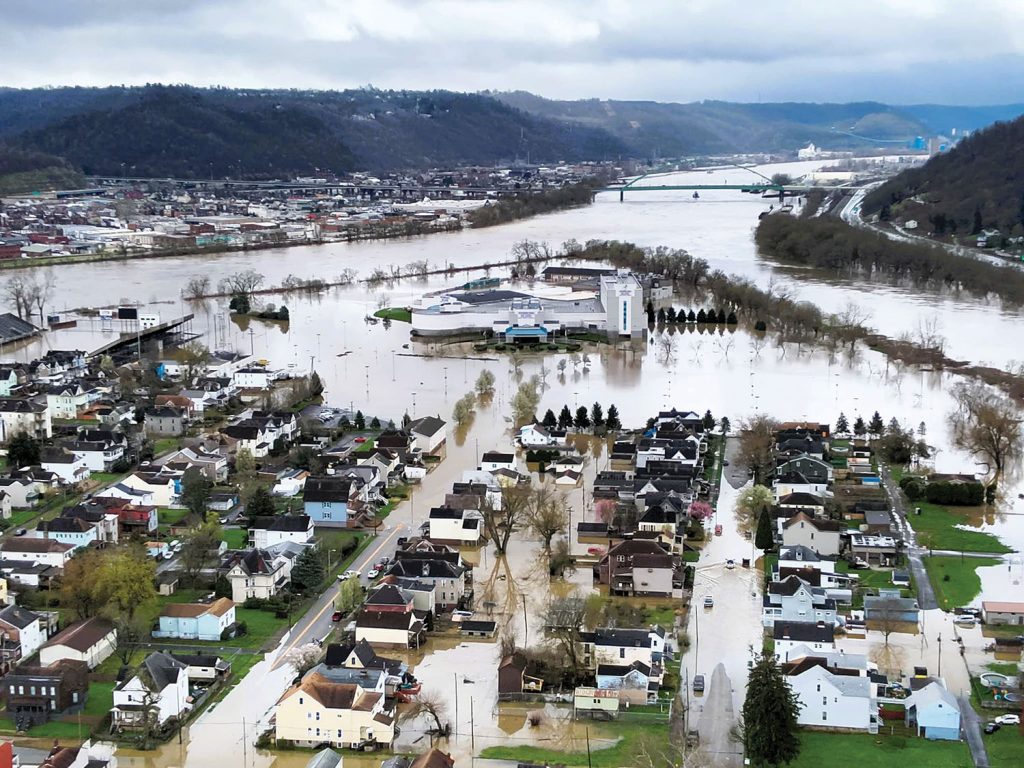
[693,674,705,693]
[957,607,982,618]
[984,722,1000,734]
[703,595,714,609]
[14,528,26,536]
[367,568,380,579]
[341,570,360,580]
[725,559,736,570]
[331,611,343,622]
[954,615,977,627]
[353,436,367,444]
[714,524,723,536]
[995,714,1020,725]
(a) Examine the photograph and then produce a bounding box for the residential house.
[426,506,482,546]
[232,367,271,389]
[0,398,52,442]
[154,598,236,642]
[324,640,405,679]
[780,512,843,557]
[864,591,919,625]
[863,509,895,535]
[573,687,621,718]
[169,652,231,682]
[39,448,90,485]
[144,406,186,436]
[111,651,191,729]
[849,534,899,567]
[517,423,565,447]
[355,609,427,648]
[595,660,655,705]
[0,606,45,661]
[0,478,40,509]
[0,492,9,520]
[3,659,89,727]
[407,416,447,455]
[0,367,19,397]
[112,471,179,507]
[778,493,828,517]
[273,468,310,497]
[64,436,125,472]
[479,451,515,473]
[275,670,395,748]
[636,504,679,549]
[410,749,455,768]
[762,575,839,629]
[32,518,99,551]
[773,472,830,501]
[776,454,833,485]
[388,553,466,610]
[303,476,352,527]
[221,549,291,602]
[981,601,1024,626]
[774,622,836,659]
[595,540,681,598]
[0,538,74,569]
[250,515,314,549]
[497,651,544,699]
[905,680,961,740]
[784,656,876,732]
[222,419,272,458]
[45,384,89,420]
[581,627,666,672]
[38,617,117,669]
[160,446,228,483]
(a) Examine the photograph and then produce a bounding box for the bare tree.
[182,275,210,300]
[402,691,449,735]
[336,268,358,285]
[541,593,588,681]
[871,597,908,646]
[949,382,1022,489]
[113,615,147,665]
[2,274,34,321]
[28,270,55,325]
[737,415,780,484]
[524,486,569,550]
[482,485,531,554]
[174,341,210,386]
[218,269,264,299]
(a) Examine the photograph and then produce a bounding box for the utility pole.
[453,672,459,737]
[248,328,255,357]
[586,726,593,768]
[522,593,528,641]
[470,696,475,751]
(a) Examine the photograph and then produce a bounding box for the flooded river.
[4,159,1024,765]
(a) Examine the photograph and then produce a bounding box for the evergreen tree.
[354,410,365,430]
[657,307,667,324]
[573,406,591,430]
[717,308,727,324]
[853,416,867,436]
[542,409,557,429]
[645,301,655,324]
[666,306,677,323]
[370,416,381,429]
[888,416,900,434]
[696,309,707,324]
[246,486,275,518]
[835,412,849,434]
[701,409,715,431]
[180,468,212,521]
[869,410,885,436]
[726,310,738,324]
[605,404,621,431]
[720,416,731,435]
[291,547,326,592]
[755,506,775,551]
[687,309,696,323]
[591,402,604,427]
[743,652,802,767]
[6,431,40,469]
[309,370,324,397]
[558,404,573,430]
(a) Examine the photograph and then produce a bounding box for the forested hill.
[0,86,627,178]
[0,144,84,195]
[861,115,1024,236]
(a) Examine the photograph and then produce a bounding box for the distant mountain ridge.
[0,85,1022,184]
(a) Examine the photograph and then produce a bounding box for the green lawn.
[790,731,973,768]
[220,527,248,549]
[480,721,670,767]
[153,437,182,456]
[8,508,39,527]
[985,725,1024,768]
[353,438,376,453]
[83,681,114,716]
[233,607,290,648]
[373,307,412,323]
[90,471,129,487]
[0,717,89,739]
[644,605,677,628]
[923,555,1001,611]
[158,507,190,526]
[911,501,1011,554]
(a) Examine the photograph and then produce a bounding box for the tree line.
[755,213,1024,307]
[541,402,622,432]
[468,178,604,228]
[647,303,738,325]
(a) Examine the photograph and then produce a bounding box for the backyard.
[909,501,1010,554]
[480,720,671,767]
[790,731,973,768]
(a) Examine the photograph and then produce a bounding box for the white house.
[0,538,75,569]
[582,626,667,671]
[426,506,483,545]
[408,416,447,455]
[0,605,46,660]
[762,575,839,629]
[232,367,271,389]
[774,622,836,660]
[780,512,843,557]
[40,448,91,485]
[0,477,41,508]
[32,517,100,550]
[517,423,565,447]
[0,397,52,442]
[479,451,516,473]
[112,652,191,729]
[39,617,118,669]
[250,515,315,549]
[272,468,309,497]
[221,548,292,603]
[114,472,179,508]
[786,659,876,732]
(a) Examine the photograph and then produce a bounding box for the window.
[816,684,820,692]
[619,648,625,658]
[822,697,827,706]
[316,712,320,721]
[822,710,827,721]
[299,696,304,705]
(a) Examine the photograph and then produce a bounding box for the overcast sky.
[5,0,1024,104]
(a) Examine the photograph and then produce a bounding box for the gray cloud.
[2,0,1023,104]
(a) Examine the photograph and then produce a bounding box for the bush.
[925,481,985,506]
[902,479,926,501]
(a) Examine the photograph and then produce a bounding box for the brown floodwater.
[4,159,1024,765]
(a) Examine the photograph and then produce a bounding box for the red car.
[714,524,723,536]
[353,437,367,444]
[331,611,343,622]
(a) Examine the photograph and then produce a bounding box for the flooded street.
[3,159,1024,766]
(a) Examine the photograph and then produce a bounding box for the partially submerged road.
[697,664,743,767]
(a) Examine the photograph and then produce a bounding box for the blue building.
[906,681,961,740]
[153,597,236,642]
[302,476,352,527]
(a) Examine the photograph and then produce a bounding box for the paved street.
[697,664,743,767]
[877,463,938,610]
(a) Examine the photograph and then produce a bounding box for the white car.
[341,570,360,580]
[703,596,714,609]
[995,714,1020,725]
[367,568,380,579]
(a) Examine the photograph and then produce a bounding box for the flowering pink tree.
[688,501,714,522]
[595,499,617,525]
